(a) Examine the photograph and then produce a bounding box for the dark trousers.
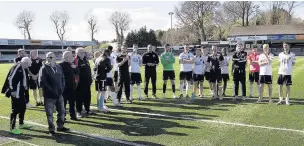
[233,69,246,96]
[44,96,65,132]
[144,68,157,95]
[117,75,130,102]
[10,97,26,130]
[63,89,76,118]
[76,85,91,113]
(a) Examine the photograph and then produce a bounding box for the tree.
[175,1,220,41]
[15,10,35,40]
[285,1,304,24]
[85,10,99,41]
[50,11,70,41]
[125,26,160,47]
[109,11,131,47]
[223,1,254,26]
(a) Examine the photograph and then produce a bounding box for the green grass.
[0,57,304,146]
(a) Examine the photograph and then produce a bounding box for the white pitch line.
[92,106,304,134]
[0,116,145,146]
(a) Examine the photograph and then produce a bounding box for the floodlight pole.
[168,12,174,46]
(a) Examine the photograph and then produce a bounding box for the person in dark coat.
[39,52,70,136]
[74,47,94,117]
[59,51,79,121]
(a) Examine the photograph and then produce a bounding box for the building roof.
[229,24,304,36]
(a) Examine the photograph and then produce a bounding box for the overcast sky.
[0,1,304,42]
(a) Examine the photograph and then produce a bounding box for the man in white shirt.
[128,44,143,100]
[111,46,121,87]
[257,44,274,103]
[277,42,296,105]
[221,48,230,97]
[192,47,207,99]
[179,45,194,98]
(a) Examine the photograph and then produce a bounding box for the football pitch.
[0,57,304,146]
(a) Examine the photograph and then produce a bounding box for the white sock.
[39,88,43,102]
[279,97,283,101]
[33,90,38,103]
[250,83,253,96]
[104,91,109,100]
[185,82,189,95]
[257,84,260,97]
[97,92,101,105]
[137,85,141,98]
[180,83,184,95]
[211,90,215,96]
[112,92,118,104]
[130,85,134,98]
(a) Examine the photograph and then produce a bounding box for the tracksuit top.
[160,52,175,71]
[232,51,247,72]
[142,51,159,70]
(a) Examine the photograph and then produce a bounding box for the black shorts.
[130,73,142,84]
[193,74,204,82]
[106,78,114,86]
[95,80,106,91]
[205,72,210,81]
[114,71,118,82]
[277,75,292,85]
[163,71,175,80]
[233,69,246,81]
[259,75,272,84]
[29,77,39,89]
[249,72,259,83]
[209,70,222,83]
[180,71,192,81]
[221,74,229,82]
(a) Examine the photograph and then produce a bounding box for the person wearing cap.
[14,49,26,63]
[232,43,247,101]
[39,52,70,136]
[74,47,95,117]
[59,51,79,121]
[6,57,32,135]
[28,50,44,106]
[142,45,159,98]
[160,44,176,99]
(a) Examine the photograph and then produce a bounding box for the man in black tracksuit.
[6,57,31,134]
[232,45,247,101]
[74,48,94,116]
[59,51,79,120]
[142,45,159,98]
[116,46,131,103]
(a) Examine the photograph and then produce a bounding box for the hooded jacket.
[39,63,65,99]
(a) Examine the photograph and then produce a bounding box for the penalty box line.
[91,106,304,134]
[0,116,145,146]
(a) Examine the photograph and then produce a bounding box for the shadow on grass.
[0,128,165,146]
[68,113,194,137]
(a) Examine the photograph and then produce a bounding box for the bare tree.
[109,11,131,47]
[223,1,254,26]
[85,10,99,41]
[285,1,304,24]
[50,11,70,41]
[15,10,35,40]
[175,1,219,41]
